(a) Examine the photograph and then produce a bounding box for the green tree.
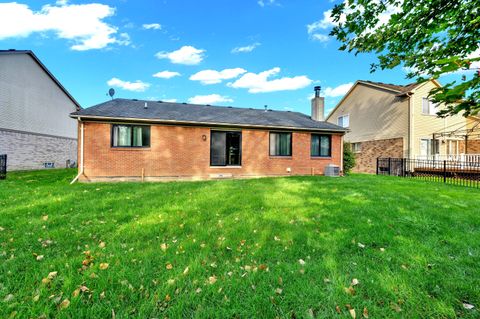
[330,0,480,117]
[343,142,356,174]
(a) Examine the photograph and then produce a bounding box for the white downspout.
[70,118,84,184]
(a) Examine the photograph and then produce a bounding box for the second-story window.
[422,98,438,115]
[338,114,350,128]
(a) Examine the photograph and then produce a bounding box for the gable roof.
[71,98,347,132]
[325,80,425,121]
[0,49,81,110]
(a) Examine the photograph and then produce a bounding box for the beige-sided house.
[326,80,480,173]
[0,49,81,171]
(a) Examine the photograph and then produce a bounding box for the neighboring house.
[70,88,347,182]
[326,80,480,173]
[0,49,81,171]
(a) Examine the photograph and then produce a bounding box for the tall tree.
[330,0,480,117]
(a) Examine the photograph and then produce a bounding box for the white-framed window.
[338,114,350,128]
[420,139,440,157]
[422,98,438,115]
[351,142,362,153]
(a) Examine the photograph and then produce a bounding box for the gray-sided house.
[0,49,81,170]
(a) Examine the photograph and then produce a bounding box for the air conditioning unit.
[324,164,340,177]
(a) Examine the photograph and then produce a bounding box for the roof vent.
[206,104,211,106]
[227,106,233,108]
[144,102,148,109]
[132,99,138,101]
[182,102,187,104]
[264,105,268,112]
[157,100,163,103]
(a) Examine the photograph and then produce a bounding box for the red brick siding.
[80,122,343,181]
[352,138,404,174]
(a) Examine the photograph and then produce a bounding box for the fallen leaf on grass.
[208,276,217,285]
[195,288,202,294]
[335,305,341,314]
[274,236,281,241]
[380,248,385,252]
[36,255,44,261]
[72,289,80,298]
[183,267,189,275]
[4,294,14,302]
[351,278,359,286]
[166,263,173,270]
[463,302,475,310]
[349,308,356,318]
[363,307,369,318]
[358,243,366,249]
[59,299,70,309]
[160,243,168,252]
[344,286,356,295]
[100,291,105,299]
[99,263,109,270]
[275,288,283,295]
[0,226,4,231]
[42,215,48,221]
[298,259,306,265]
[98,242,106,249]
[165,294,171,302]
[33,294,40,302]
[390,302,402,312]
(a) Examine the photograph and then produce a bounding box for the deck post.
[443,160,447,183]
[376,157,379,175]
[388,157,392,176]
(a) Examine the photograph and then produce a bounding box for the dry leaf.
[42,215,48,221]
[351,278,359,286]
[298,259,306,265]
[36,255,44,261]
[274,236,281,241]
[100,291,105,299]
[183,267,189,275]
[165,294,171,302]
[166,263,173,270]
[380,247,385,252]
[4,294,14,302]
[463,302,475,310]
[48,271,58,279]
[344,286,356,295]
[99,263,109,270]
[98,242,106,249]
[323,278,331,283]
[59,299,70,309]
[335,305,341,314]
[195,288,202,294]
[72,289,80,298]
[358,243,366,248]
[275,288,283,294]
[349,308,356,318]
[167,279,175,285]
[160,243,168,251]
[208,276,217,285]
[363,307,369,318]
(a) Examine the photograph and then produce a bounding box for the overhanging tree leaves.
[330,0,480,117]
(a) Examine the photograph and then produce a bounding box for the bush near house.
[343,142,356,174]
[0,170,479,318]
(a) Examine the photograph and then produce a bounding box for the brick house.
[0,50,80,171]
[326,80,480,173]
[70,87,347,182]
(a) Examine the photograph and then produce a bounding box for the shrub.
[343,142,356,174]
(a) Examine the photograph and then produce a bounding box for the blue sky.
[0,0,413,115]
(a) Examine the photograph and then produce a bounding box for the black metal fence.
[377,157,480,188]
[0,154,6,180]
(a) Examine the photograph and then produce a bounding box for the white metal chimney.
[311,86,324,121]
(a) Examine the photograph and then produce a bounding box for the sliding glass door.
[210,131,242,166]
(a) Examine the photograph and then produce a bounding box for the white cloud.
[323,82,354,97]
[0,2,128,51]
[231,42,261,54]
[188,94,233,105]
[153,71,181,79]
[258,0,277,7]
[228,67,312,93]
[311,34,329,42]
[155,46,205,65]
[142,23,161,30]
[189,68,246,85]
[307,1,400,42]
[107,78,150,92]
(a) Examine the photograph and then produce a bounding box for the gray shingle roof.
[70,99,347,132]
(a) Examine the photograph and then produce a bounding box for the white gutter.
[70,119,84,184]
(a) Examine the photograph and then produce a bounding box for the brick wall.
[79,122,343,181]
[0,129,77,171]
[351,137,404,174]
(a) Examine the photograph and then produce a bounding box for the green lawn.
[0,170,479,318]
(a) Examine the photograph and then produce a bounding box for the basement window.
[111,124,151,148]
[311,134,331,157]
